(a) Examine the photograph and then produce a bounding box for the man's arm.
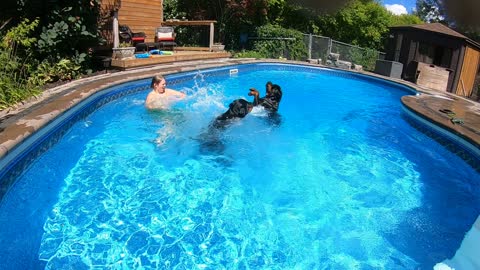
[145,92,156,109]
[167,89,186,99]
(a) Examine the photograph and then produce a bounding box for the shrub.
[232,50,267,59]
[29,59,82,86]
[35,1,101,69]
[251,24,307,60]
[349,48,379,71]
[0,19,41,109]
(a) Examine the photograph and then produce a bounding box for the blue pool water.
[0,64,479,269]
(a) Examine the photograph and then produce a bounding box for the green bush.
[251,24,307,60]
[35,1,101,68]
[232,50,267,59]
[29,59,82,86]
[0,1,108,109]
[0,19,41,109]
[174,26,210,47]
[349,48,379,71]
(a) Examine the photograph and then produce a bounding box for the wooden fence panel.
[456,46,480,97]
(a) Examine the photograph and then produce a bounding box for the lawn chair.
[155,26,177,51]
[119,25,146,46]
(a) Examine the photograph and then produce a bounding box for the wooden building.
[117,0,163,43]
[98,0,217,50]
[385,23,480,97]
[99,0,163,45]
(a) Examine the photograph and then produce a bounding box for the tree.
[415,0,480,41]
[163,0,187,20]
[389,14,423,26]
[287,0,350,14]
[175,0,268,46]
[316,0,392,50]
[415,0,445,23]
[273,2,324,34]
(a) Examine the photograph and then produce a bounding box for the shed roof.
[390,23,480,50]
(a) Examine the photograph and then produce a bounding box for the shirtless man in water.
[145,75,186,110]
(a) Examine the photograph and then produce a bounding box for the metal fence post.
[327,38,332,58]
[308,34,312,60]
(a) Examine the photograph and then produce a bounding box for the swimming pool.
[0,63,479,269]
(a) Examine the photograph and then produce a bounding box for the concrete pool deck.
[0,58,479,161]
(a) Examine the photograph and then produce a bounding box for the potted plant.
[112,42,135,59]
[211,43,225,51]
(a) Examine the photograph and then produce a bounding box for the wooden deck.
[111,48,231,70]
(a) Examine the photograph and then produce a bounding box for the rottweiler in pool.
[198,83,283,154]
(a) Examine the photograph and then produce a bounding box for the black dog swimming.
[198,82,283,155]
[198,99,254,154]
[211,99,253,128]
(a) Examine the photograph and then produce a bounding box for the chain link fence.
[303,34,385,71]
[244,33,385,71]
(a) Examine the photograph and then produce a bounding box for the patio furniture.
[119,25,146,46]
[155,26,177,51]
[374,59,403,79]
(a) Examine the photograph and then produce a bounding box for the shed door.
[456,46,480,97]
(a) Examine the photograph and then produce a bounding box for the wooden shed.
[100,0,163,45]
[385,23,480,97]
[117,0,163,43]
[98,0,217,50]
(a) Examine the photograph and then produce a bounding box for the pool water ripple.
[0,64,479,269]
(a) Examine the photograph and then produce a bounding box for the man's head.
[151,75,167,93]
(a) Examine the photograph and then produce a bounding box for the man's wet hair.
[151,75,165,88]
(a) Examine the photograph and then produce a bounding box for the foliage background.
[0,0,104,108]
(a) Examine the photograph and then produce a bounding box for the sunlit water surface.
[0,66,479,269]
